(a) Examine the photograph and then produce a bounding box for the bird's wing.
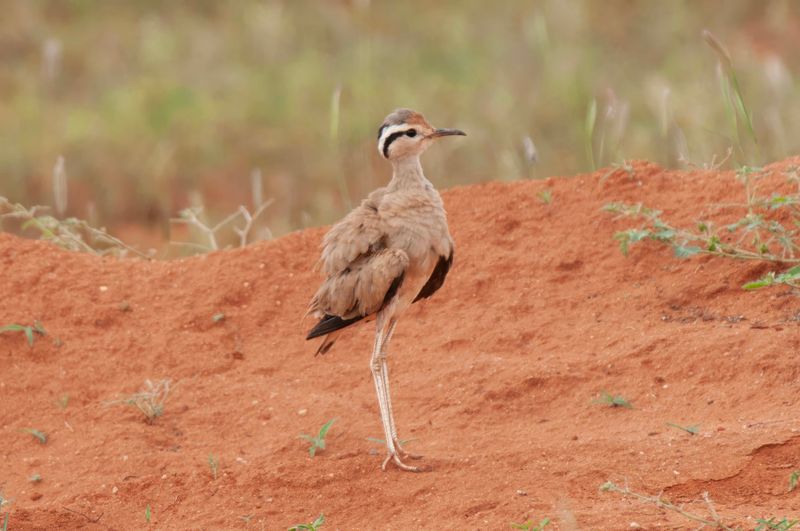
[318,188,387,277]
[306,249,408,339]
[413,249,453,302]
[308,188,411,340]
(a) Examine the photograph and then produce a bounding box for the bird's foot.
[393,438,423,460]
[381,451,426,472]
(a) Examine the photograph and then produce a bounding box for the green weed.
[1,513,7,531]
[606,168,800,290]
[593,391,633,409]
[56,394,70,409]
[536,190,553,205]
[145,504,151,523]
[0,321,46,347]
[208,454,219,480]
[288,513,324,531]
[29,473,42,483]
[300,419,336,457]
[510,517,551,530]
[756,517,798,531]
[789,470,800,493]
[666,422,699,435]
[20,428,47,444]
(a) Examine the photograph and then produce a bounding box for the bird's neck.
[388,155,431,191]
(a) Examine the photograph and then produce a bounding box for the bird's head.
[376,108,466,161]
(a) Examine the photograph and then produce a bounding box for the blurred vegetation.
[1,0,799,245]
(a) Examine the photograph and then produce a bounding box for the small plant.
[0,197,149,258]
[605,167,800,291]
[756,517,799,531]
[536,189,552,204]
[666,422,700,435]
[0,321,46,346]
[145,504,151,523]
[21,428,47,444]
[56,394,70,409]
[288,513,325,531]
[299,418,336,457]
[789,470,800,493]
[744,266,800,290]
[208,454,219,480]
[601,481,734,530]
[510,516,551,530]
[1,490,11,531]
[111,379,171,424]
[170,202,273,254]
[593,391,633,409]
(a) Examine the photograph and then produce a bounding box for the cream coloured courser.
[306,109,465,471]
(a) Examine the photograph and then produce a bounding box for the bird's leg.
[379,319,422,460]
[371,318,419,472]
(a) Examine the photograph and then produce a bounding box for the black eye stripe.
[382,130,406,158]
[377,124,387,140]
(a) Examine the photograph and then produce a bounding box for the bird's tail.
[314,331,339,356]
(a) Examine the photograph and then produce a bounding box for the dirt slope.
[2,160,800,530]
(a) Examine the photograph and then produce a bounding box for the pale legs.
[379,319,422,463]
[370,315,421,471]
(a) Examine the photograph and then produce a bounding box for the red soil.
[2,159,800,530]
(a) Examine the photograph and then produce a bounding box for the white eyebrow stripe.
[377,124,415,157]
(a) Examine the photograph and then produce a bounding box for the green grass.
[666,422,700,435]
[593,391,633,409]
[790,470,800,493]
[20,428,48,444]
[510,517,551,530]
[288,513,325,531]
[299,418,336,457]
[208,454,219,480]
[0,321,47,347]
[145,504,151,523]
[56,394,70,409]
[1,2,799,243]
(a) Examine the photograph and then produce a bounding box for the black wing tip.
[413,251,453,303]
[306,314,363,340]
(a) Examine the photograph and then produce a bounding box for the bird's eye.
[405,129,417,137]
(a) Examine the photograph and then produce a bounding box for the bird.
[305,109,465,472]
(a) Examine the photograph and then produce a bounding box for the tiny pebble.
[298,409,307,416]
[515,489,527,496]
[99,286,108,292]
[112,486,118,494]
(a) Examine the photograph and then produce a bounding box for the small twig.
[62,506,103,523]
[600,481,734,530]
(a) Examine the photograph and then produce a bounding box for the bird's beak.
[428,128,467,138]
